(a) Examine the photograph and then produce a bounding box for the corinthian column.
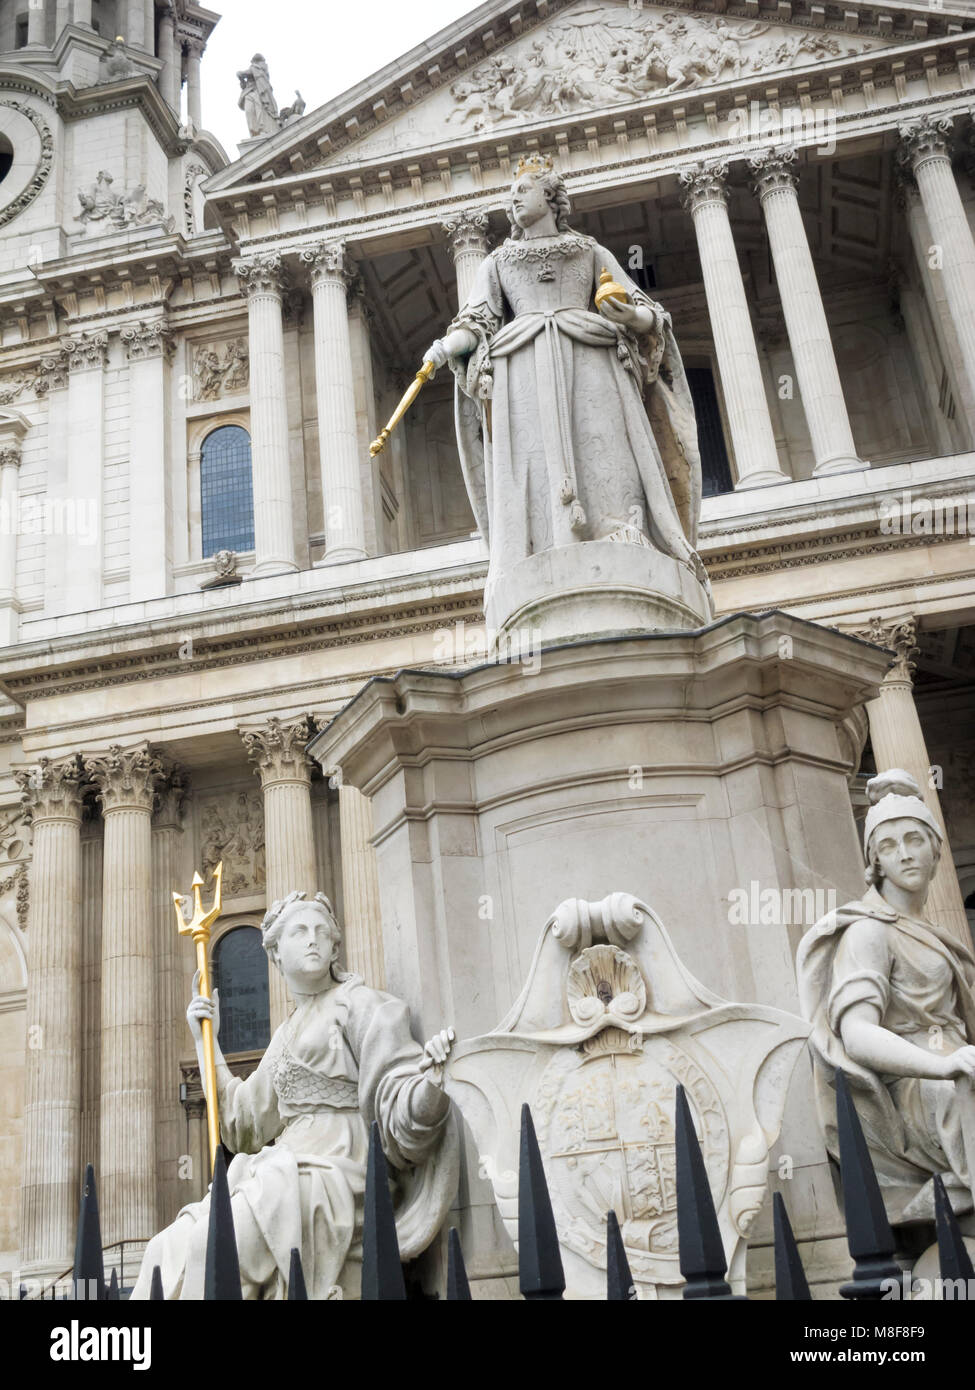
[336,783,385,989]
[679,162,788,489]
[241,717,319,1030]
[749,147,863,477]
[299,241,368,564]
[151,769,186,1228]
[898,117,975,415]
[157,7,180,111]
[121,320,174,602]
[852,616,969,944]
[185,39,204,129]
[16,756,84,1274]
[85,742,164,1246]
[233,254,297,576]
[442,210,490,307]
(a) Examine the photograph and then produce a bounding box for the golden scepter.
[370,358,437,456]
[173,861,224,1174]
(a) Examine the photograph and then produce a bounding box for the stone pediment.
[328,3,892,165]
[208,0,973,192]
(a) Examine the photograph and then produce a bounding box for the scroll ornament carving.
[15,755,84,823]
[678,160,729,211]
[898,116,954,175]
[121,320,175,362]
[748,145,799,200]
[233,252,288,297]
[442,211,490,259]
[298,240,348,287]
[852,615,919,683]
[61,331,109,373]
[0,101,54,230]
[84,743,165,813]
[241,716,316,786]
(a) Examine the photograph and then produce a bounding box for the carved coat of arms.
[446,893,808,1298]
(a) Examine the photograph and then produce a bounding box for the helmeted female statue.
[798,770,975,1223]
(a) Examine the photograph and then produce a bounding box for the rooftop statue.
[237,53,280,139]
[131,891,458,1299]
[798,770,975,1224]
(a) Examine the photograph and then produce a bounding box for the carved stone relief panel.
[197,790,265,898]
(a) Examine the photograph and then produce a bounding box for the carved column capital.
[120,319,174,362]
[15,755,85,824]
[0,444,22,469]
[241,716,316,786]
[678,160,729,213]
[232,252,289,298]
[748,145,799,201]
[299,239,349,288]
[851,615,919,683]
[441,209,490,260]
[61,331,109,372]
[153,766,187,829]
[898,116,954,178]
[84,742,165,814]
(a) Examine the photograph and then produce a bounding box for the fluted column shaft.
[80,821,102,1187]
[443,211,490,307]
[750,147,862,476]
[679,163,787,489]
[242,718,319,1030]
[338,785,385,989]
[900,118,975,419]
[16,757,84,1272]
[233,255,297,576]
[854,617,969,944]
[901,180,975,435]
[87,743,163,1246]
[300,242,367,564]
[152,773,185,1227]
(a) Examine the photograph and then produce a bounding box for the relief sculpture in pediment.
[444,6,873,131]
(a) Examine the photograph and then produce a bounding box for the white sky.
[200,0,482,160]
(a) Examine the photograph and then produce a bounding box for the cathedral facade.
[0,0,972,1294]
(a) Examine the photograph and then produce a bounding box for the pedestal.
[486,539,712,645]
[310,612,893,1295]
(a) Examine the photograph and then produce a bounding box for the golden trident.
[173,862,223,1174]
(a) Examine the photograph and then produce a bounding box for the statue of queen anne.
[797,770,975,1224]
[132,891,458,1299]
[425,153,709,609]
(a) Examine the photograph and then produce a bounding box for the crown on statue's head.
[514,152,555,178]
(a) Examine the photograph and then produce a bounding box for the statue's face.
[275,903,339,990]
[510,174,550,230]
[871,817,938,894]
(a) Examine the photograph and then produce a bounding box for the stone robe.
[797,885,975,1222]
[445,230,705,606]
[132,974,457,1299]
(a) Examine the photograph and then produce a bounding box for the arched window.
[211,926,270,1054]
[200,424,255,558]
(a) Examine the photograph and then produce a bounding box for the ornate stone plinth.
[310,612,893,1296]
[485,539,713,645]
